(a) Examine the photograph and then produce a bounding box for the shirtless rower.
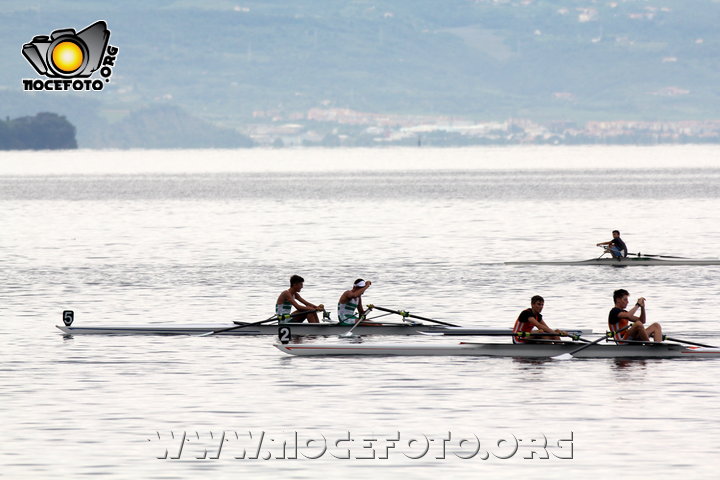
[337,279,372,325]
[276,275,324,323]
[512,295,567,344]
[608,289,663,343]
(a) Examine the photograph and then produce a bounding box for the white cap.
[354,280,366,288]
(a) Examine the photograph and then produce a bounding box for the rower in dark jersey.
[597,230,627,259]
[512,295,567,344]
[608,289,662,344]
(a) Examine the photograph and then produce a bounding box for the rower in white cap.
[337,279,372,325]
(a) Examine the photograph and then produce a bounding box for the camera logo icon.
[22,21,118,92]
[22,21,109,78]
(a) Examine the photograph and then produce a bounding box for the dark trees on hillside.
[0,113,77,150]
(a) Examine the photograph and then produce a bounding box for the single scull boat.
[507,248,720,266]
[506,257,720,266]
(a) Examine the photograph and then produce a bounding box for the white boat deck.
[275,341,720,358]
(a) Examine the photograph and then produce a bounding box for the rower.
[337,279,372,325]
[596,229,627,260]
[276,275,324,323]
[512,295,567,343]
[608,289,662,343]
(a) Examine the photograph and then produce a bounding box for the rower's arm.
[278,291,308,311]
[293,294,317,311]
[618,308,643,324]
[596,240,611,246]
[528,318,555,334]
[346,282,372,299]
[637,302,646,324]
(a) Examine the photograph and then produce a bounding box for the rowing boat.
[56,310,591,337]
[56,317,594,337]
[274,341,720,358]
[505,257,720,266]
[55,322,458,336]
[58,323,587,337]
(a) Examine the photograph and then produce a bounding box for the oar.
[595,246,610,260]
[368,305,459,327]
[199,309,320,336]
[341,307,374,338]
[663,336,717,348]
[419,330,585,340]
[552,324,632,360]
[626,252,688,259]
[198,315,279,336]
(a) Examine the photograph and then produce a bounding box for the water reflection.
[609,359,649,380]
[511,357,554,367]
[4,148,720,479]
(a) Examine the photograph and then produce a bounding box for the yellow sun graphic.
[51,41,83,73]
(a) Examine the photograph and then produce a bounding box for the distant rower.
[597,229,627,259]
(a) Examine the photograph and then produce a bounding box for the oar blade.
[551,352,574,361]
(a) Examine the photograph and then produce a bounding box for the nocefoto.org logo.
[22,20,119,92]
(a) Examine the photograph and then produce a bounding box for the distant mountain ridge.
[95,106,254,149]
[1,0,718,147]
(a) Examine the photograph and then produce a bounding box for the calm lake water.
[1,146,719,479]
